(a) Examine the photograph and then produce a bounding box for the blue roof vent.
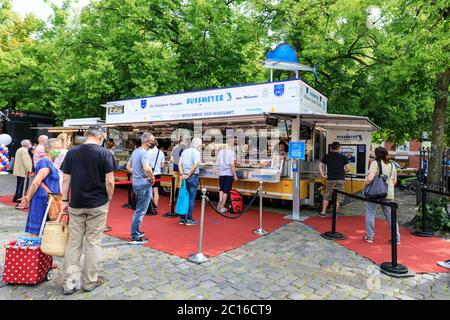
[265,43,298,64]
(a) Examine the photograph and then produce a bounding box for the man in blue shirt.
[127,133,156,244]
[178,138,202,226]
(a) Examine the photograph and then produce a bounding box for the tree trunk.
[428,67,450,192]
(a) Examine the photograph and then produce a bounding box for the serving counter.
[198,164,281,183]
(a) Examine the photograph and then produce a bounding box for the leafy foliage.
[0,0,448,149]
[414,196,450,233]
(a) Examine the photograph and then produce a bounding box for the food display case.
[199,163,282,183]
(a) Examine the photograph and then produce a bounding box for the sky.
[11,0,89,21]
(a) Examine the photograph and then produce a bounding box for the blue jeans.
[181,175,199,221]
[131,184,152,240]
[365,201,400,241]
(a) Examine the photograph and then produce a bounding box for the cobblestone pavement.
[0,175,449,300]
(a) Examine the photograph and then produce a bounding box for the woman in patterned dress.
[19,138,63,237]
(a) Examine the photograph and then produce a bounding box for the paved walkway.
[0,175,448,300]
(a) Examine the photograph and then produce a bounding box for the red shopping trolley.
[2,242,54,284]
[2,187,57,285]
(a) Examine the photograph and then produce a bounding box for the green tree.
[0,0,46,110]
[43,0,267,121]
[254,0,448,184]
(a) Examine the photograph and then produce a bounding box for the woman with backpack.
[363,147,400,244]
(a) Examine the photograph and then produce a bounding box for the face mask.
[50,150,61,158]
[149,142,156,148]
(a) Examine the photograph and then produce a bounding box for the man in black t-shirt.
[318,142,350,217]
[60,126,115,295]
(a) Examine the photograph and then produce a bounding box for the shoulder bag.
[364,160,389,199]
[41,182,62,221]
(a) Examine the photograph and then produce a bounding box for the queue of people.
[318,142,401,245]
[9,130,450,297]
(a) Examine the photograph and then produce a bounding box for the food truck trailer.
[101,78,380,210]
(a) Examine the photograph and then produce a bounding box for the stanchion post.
[321,189,346,240]
[188,188,209,264]
[380,202,410,276]
[22,172,29,200]
[253,181,268,236]
[391,203,398,267]
[412,186,435,237]
[164,175,178,218]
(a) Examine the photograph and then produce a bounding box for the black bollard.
[380,203,410,276]
[321,189,346,240]
[412,186,435,237]
[164,175,178,218]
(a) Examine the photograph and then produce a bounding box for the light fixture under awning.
[31,126,90,133]
[272,113,380,132]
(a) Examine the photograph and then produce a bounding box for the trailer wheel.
[45,269,54,281]
[408,182,418,195]
[160,186,171,197]
[280,199,291,207]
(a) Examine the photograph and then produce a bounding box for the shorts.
[323,180,345,203]
[173,171,182,188]
[219,176,234,193]
[153,174,161,188]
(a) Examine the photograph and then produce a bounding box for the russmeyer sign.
[105,80,328,124]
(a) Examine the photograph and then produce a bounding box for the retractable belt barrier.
[205,182,268,235]
[253,181,269,236]
[321,188,412,277]
[154,176,173,183]
[187,183,269,264]
[422,187,450,197]
[164,175,178,218]
[205,188,260,219]
[188,188,209,264]
[413,186,450,238]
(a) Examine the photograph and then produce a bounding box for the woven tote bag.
[41,213,69,257]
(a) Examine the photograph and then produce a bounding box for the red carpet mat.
[1,191,290,258]
[105,190,290,258]
[0,195,17,208]
[304,216,450,273]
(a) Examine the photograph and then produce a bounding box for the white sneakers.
[437,260,450,269]
[217,204,228,213]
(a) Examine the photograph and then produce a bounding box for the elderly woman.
[19,138,63,237]
[54,133,72,189]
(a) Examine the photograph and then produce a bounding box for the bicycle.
[397,175,419,194]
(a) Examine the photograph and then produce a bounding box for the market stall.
[101,78,380,211]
